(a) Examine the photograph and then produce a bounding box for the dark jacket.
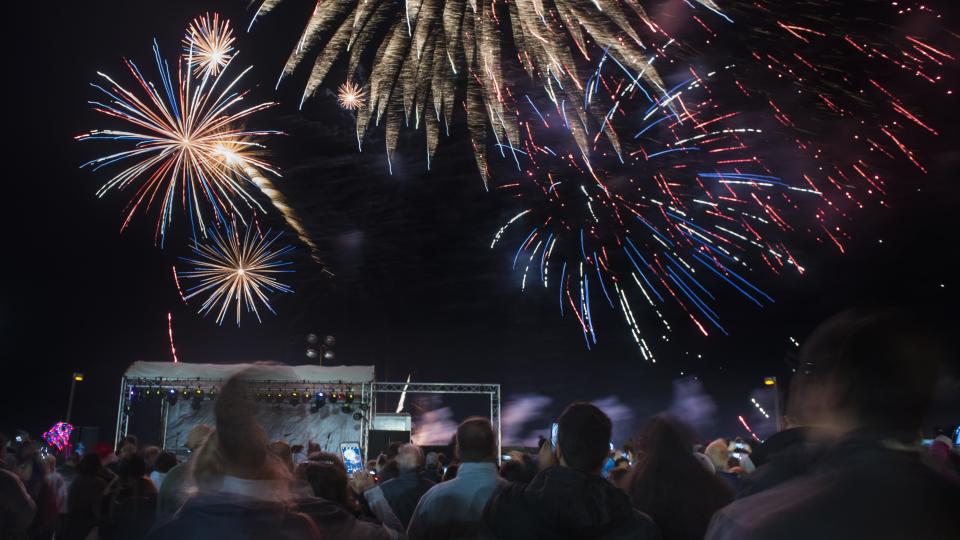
[61,473,108,540]
[0,468,36,538]
[484,466,660,540]
[101,477,157,540]
[146,492,321,540]
[297,495,403,540]
[707,430,960,540]
[378,470,435,529]
[737,427,825,498]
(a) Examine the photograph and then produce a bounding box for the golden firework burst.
[337,81,366,111]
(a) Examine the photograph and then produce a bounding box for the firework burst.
[79,16,326,267]
[184,13,236,77]
[490,0,955,357]
[178,224,294,326]
[252,0,733,182]
[78,38,278,244]
[337,81,366,111]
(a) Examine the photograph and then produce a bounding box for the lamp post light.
[763,376,782,432]
[67,372,84,423]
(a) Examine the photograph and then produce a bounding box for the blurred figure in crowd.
[422,452,443,483]
[704,439,739,492]
[296,453,404,539]
[100,455,157,540]
[408,417,505,540]
[147,372,321,540]
[738,377,828,498]
[707,309,960,540]
[156,424,212,517]
[627,415,733,540]
[484,402,659,540]
[0,433,37,538]
[379,444,435,529]
[62,453,107,540]
[12,439,58,540]
[149,452,177,490]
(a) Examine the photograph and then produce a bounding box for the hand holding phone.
[339,442,363,477]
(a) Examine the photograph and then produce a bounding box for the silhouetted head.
[557,402,612,474]
[456,417,497,463]
[794,308,942,434]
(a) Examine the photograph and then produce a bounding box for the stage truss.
[371,382,502,459]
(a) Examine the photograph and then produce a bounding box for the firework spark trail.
[177,224,295,326]
[738,415,762,442]
[167,312,180,363]
[252,0,737,182]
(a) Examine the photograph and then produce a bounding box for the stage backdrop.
[122,361,374,455]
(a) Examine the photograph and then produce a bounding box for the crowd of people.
[2,309,959,539]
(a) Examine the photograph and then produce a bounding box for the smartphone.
[339,442,363,477]
[550,422,559,449]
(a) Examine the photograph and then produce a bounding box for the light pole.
[306,334,336,365]
[66,372,84,423]
[763,376,781,432]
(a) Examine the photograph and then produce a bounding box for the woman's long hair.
[627,415,734,540]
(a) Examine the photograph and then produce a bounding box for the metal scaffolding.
[371,382,502,459]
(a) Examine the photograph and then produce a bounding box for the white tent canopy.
[123,361,375,383]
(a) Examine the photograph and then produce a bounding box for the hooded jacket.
[484,466,660,540]
[146,491,320,540]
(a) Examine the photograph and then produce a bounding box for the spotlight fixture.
[345,390,354,404]
[310,391,327,413]
[329,391,339,404]
[208,387,217,400]
[289,391,301,406]
[275,391,285,403]
[166,388,178,404]
[194,388,205,400]
[359,403,369,412]
[181,388,191,399]
[352,411,364,421]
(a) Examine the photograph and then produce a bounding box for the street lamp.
[67,372,84,423]
[763,376,782,432]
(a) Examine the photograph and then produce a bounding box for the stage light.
[763,376,777,386]
[345,390,354,404]
[181,388,191,399]
[341,403,352,414]
[329,391,338,404]
[208,387,217,400]
[166,388,178,404]
[359,403,369,412]
[304,390,312,400]
[353,411,364,421]
[275,391,285,403]
[195,388,205,399]
[323,350,335,361]
[324,335,336,347]
[289,391,301,406]
[73,373,85,382]
[306,348,318,359]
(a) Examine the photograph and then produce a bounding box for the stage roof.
[123,361,375,383]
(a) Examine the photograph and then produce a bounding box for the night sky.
[2,0,958,446]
